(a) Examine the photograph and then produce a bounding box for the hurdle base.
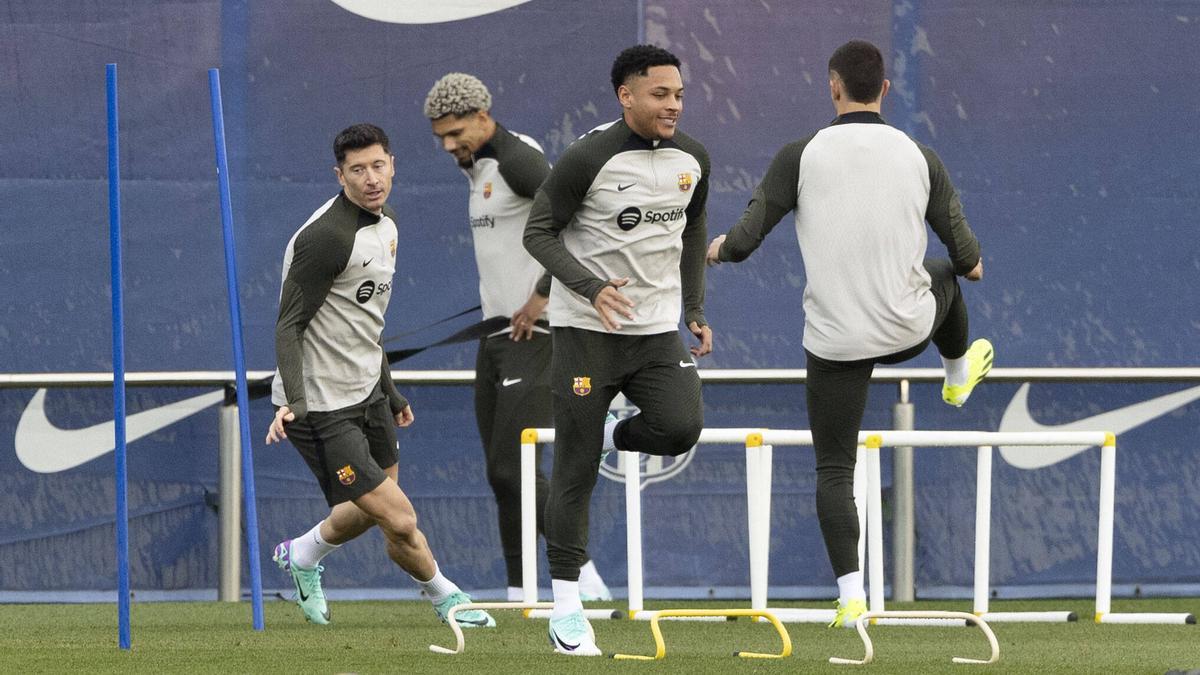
[763,607,836,624]
[629,609,736,622]
[525,608,623,621]
[1096,612,1196,625]
[979,610,1077,623]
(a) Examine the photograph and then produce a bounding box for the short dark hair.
[610,44,682,95]
[333,123,390,165]
[828,40,885,103]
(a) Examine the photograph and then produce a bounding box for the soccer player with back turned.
[707,40,992,627]
[524,45,713,656]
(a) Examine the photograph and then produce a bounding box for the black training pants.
[474,331,554,587]
[544,327,703,581]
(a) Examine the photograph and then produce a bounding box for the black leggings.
[808,259,968,577]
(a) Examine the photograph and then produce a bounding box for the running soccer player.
[706,40,992,627]
[265,123,494,630]
[422,72,611,603]
[524,45,713,656]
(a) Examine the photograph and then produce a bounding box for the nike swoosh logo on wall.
[15,389,225,474]
[998,383,1200,469]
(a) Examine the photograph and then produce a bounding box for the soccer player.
[524,45,713,656]
[422,73,611,603]
[706,40,992,627]
[265,123,494,630]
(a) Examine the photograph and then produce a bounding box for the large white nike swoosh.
[329,0,531,24]
[15,389,225,474]
[998,383,1200,469]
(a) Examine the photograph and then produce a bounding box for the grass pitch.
[1,598,1196,674]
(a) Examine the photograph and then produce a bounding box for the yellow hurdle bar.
[612,609,792,660]
[829,610,1000,666]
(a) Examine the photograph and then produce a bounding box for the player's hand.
[966,258,983,281]
[510,292,548,341]
[265,406,294,444]
[592,278,635,332]
[394,404,414,428]
[688,321,713,357]
[705,235,726,266]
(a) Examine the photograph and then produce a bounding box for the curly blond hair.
[423,73,492,119]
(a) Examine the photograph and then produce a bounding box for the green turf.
[1,598,1195,674]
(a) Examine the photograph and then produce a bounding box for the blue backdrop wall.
[1,0,1198,598]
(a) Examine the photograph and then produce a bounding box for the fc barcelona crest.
[337,464,357,486]
[389,239,397,257]
[572,376,592,396]
[677,172,692,192]
[483,181,493,199]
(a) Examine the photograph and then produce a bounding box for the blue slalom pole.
[207,68,265,631]
[106,62,132,651]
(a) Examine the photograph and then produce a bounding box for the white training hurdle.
[519,427,1195,625]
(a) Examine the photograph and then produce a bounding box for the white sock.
[507,586,523,602]
[836,571,866,603]
[578,559,601,585]
[551,578,583,620]
[942,354,969,387]
[412,562,460,604]
[290,520,340,569]
[602,417,619,452]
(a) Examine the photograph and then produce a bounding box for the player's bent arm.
[523,188,608,303]
[918,143,981,275]
[680,145,711,329]
[378,348,409,415]
[718,139,804,263]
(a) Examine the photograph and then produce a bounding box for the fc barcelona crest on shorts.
[677,172,692,192]
[483,181,493,199]
[572,376,592,396]
[336,464,357,486]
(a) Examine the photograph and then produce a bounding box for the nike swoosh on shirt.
[998,383,1200,469]
[15,388,225,474]
[679,361,696,368]
[501,378,523,387]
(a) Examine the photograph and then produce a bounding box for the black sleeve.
[918,143,981,275]
[680,143,710,327]
[494,131,551,199]
[718,139,807,262]
[273,226,348,422]
[523,146,609,303]
[534,271,552,298]
[378,351,409,415]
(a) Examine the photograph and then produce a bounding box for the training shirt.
[463,123,552,328]
[271,192,408,421]
[718,111,981,361]
[524,118,710,335]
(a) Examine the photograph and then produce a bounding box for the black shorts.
[282,388,398,507]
